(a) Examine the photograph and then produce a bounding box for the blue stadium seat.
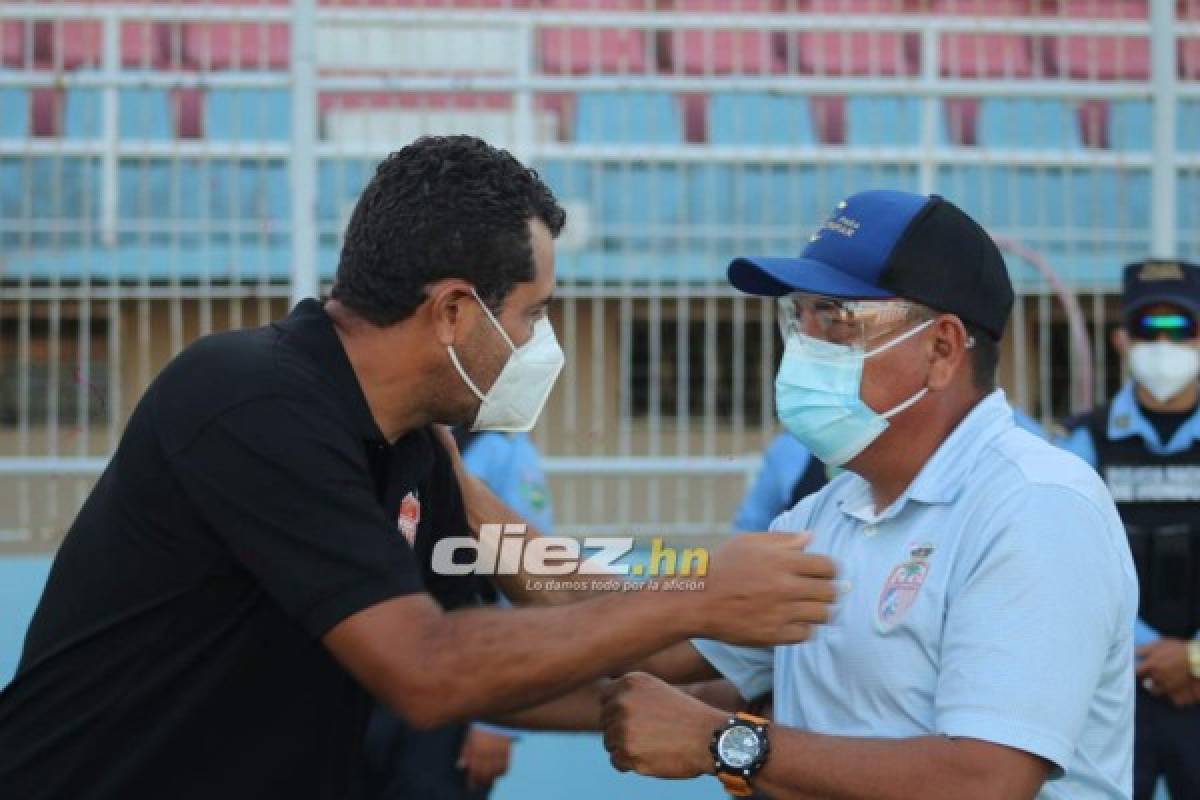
[0,78,28,220]
[1110,101,1151,152]
[1179,101,1200,152]
[317,159,373,224]
[206,85,291,225]
[118,88,173,140]
[205,86,290,141]
[709,93,817,146]
[573,93,686,243]
[575,92,683,145]
[706,93,821,244]
[0,78,28,137]
[846,96,922,147]
[977,99,1082,149]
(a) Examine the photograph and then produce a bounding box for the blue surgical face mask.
[774,319,934,467]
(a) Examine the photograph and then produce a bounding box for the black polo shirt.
[0,299,479,800]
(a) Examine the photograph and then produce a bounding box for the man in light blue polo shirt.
[595,191,1138,799]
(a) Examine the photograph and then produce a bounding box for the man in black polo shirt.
[0,136,837,800]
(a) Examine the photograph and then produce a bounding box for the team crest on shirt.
[875,543,935,633]
[397,491,421,546]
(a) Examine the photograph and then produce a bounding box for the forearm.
[404,592,699,726]
[626,640,719,684]
[487,680,608,731]
[754,731,1043,800]
[457,472,596,605]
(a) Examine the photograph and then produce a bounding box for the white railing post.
[290,0,319,308]
[1149,0,1178,259]
[918,25,938,195]
[100,13,119,248]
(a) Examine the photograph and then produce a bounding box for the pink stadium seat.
[1181,38,1200,79]
[1044,0,1150,80]
[27,21,169,69]
[934,0,1034,77]
[538,0,650,75]
[182,22,290,70]
[795,0,918,76]
[2,22,27,67]
[319,91,513,113]
[669,0,784,75]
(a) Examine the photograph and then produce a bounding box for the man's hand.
[696,533,838,646]
[1164,678,1200,709]
[600,672,726,778]
[457,724,513,791]
[1136,638,1194,697]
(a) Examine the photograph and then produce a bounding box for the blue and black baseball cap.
[728,189,1015,340]
[1121,259,1200,318]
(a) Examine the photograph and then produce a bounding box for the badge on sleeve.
[875,543,935,633]
[397,491,421,546]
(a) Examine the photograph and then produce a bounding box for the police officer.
[1056,259,1200,800]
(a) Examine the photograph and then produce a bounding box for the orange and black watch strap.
[713,712,769,797]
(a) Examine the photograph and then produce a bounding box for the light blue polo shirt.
[696,390,1137,799]
[1055,380,1200,648]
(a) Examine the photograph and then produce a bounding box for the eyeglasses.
[1130,312,1198,343]
[777,293,931,348]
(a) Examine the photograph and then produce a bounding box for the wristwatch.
[1189,640,1200,679]
[710,711,770,797]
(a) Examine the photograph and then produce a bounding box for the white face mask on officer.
[1129,341,1200,404]
[447,289,565,432]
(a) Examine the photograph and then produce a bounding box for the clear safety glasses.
[777,293,934,349]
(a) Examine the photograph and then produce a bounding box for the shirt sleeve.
[166,396,425,638]
[691,639,775,701]
[935,484,1132,774]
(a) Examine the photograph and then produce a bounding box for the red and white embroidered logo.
[397,491,421,546]
[875,543,935,633]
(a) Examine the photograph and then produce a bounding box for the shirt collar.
[839,389,1015,524]
[1108,381,1200,454]
[273,298,387,444]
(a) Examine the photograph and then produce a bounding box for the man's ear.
[926,315,969,392]
[426,280,476,348]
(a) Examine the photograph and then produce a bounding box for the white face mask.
[448,290,565,432]
[1129,341,1200,403]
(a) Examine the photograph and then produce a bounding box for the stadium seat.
[704,92,821,240]
[708,92,818,146]
[64,84,174,140]
[1182,36,1200,79]
[317,158,373,224]
[795,0,918,76]
[182,22,290,70]
[36,21,170,70]
[1044,0,1150,80]
[1180,101,1200,152]
[669,0,784,75]
[933,0,1034,78]
[0,78,28,138]
[1109,100,1151,152]
[573,92,685,241]
[977,98,1081,149]
[845,95,921,146]
[2,22,26,67]
[206,86,291,224]
[539,0,650,75]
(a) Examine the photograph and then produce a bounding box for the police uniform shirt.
[1057,381,1200,647]
[695,390,1138,799]
[462,432,554,535]
[0,299,479,800]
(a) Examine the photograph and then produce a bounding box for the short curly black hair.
[331,135,566,325]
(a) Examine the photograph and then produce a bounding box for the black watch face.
[717,725,761,769]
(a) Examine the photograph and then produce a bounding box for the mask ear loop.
[446,288,514,403]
